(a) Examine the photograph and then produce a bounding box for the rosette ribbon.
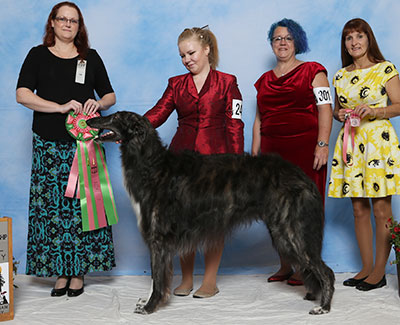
[342,109,360,167]
[65,112,118,231]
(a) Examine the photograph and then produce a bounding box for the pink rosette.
[66,112,100,141]
[65,111,119,232]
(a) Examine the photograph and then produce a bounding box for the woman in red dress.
[144,26,244,298]
[252,18,332,285]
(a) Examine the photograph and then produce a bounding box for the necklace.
[276,60,298,76]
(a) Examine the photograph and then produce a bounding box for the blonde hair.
[178,26,219,70]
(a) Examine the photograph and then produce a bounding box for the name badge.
[75,60,87,84]
[232,99,243,119]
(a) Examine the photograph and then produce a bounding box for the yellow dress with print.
[328,61,400,198]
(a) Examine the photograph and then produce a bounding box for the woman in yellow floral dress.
[329,18,400,291]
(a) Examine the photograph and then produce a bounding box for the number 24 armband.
[313,87,333,105]
[232,99,243,119]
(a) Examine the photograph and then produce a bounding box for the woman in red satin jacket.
[144,26,244,298]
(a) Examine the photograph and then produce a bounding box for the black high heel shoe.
[343,276,368,287]
[51,277,70,297]
[356,275,386,291]
[67,277,84,297]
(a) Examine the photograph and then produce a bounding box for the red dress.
[145,69,244,154]
[255,62,327,198]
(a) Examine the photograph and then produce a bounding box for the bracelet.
[371,107,376,118]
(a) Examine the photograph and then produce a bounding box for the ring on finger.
[345,113,349,119]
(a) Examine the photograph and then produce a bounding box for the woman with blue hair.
[252,18,333,285]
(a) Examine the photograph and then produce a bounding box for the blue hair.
[267,18,309,54]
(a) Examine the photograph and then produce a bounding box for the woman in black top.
[16,1,116,297]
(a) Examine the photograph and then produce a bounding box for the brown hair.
[340,18,385,67]
[178,26,219,70]
[43,1,89,59]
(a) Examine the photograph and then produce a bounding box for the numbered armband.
[232,99,243,119]
[313,87,333,105]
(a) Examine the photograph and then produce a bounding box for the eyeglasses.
[271,35,294,43]
[54,16,79,25]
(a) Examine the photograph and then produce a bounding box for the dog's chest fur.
[122,164,143,229]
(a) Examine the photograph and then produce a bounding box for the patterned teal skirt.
[26,133,116,277]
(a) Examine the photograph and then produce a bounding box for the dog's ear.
[135,125,147,144]
[127,116,148,146]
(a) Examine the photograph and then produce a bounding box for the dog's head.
[87,111,152,145]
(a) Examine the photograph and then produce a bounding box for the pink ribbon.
[65,150,80,198]
[64,112,118,232]
[342,109,359,166]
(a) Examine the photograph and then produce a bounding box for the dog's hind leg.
[307,262,335,315]
[302,270,318,301]
[301,267,324,302]
[298,258,335,315]
[134,246,173,315]
[269,227,334,314]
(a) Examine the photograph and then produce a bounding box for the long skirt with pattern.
[328,118,400,198]
[26,133,116,277]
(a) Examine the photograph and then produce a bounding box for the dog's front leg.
[134,245,173,315]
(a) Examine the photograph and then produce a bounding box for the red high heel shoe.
[267,271,293,282]
[287,277,304,286]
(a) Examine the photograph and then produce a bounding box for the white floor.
[6,273,400,324]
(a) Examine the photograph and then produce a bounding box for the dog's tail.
[301,260,335,314]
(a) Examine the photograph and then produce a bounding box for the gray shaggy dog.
[87,111,335,315]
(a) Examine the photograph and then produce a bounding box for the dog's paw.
[136,297,147,306]
[134,303,148,315]
[304,292,316,301]
[309,306,330,315]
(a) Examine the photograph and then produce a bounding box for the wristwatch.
[317,140,329,147]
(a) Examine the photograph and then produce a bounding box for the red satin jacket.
[144,69,244,154]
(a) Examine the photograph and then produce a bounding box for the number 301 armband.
[313,87,333,105]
